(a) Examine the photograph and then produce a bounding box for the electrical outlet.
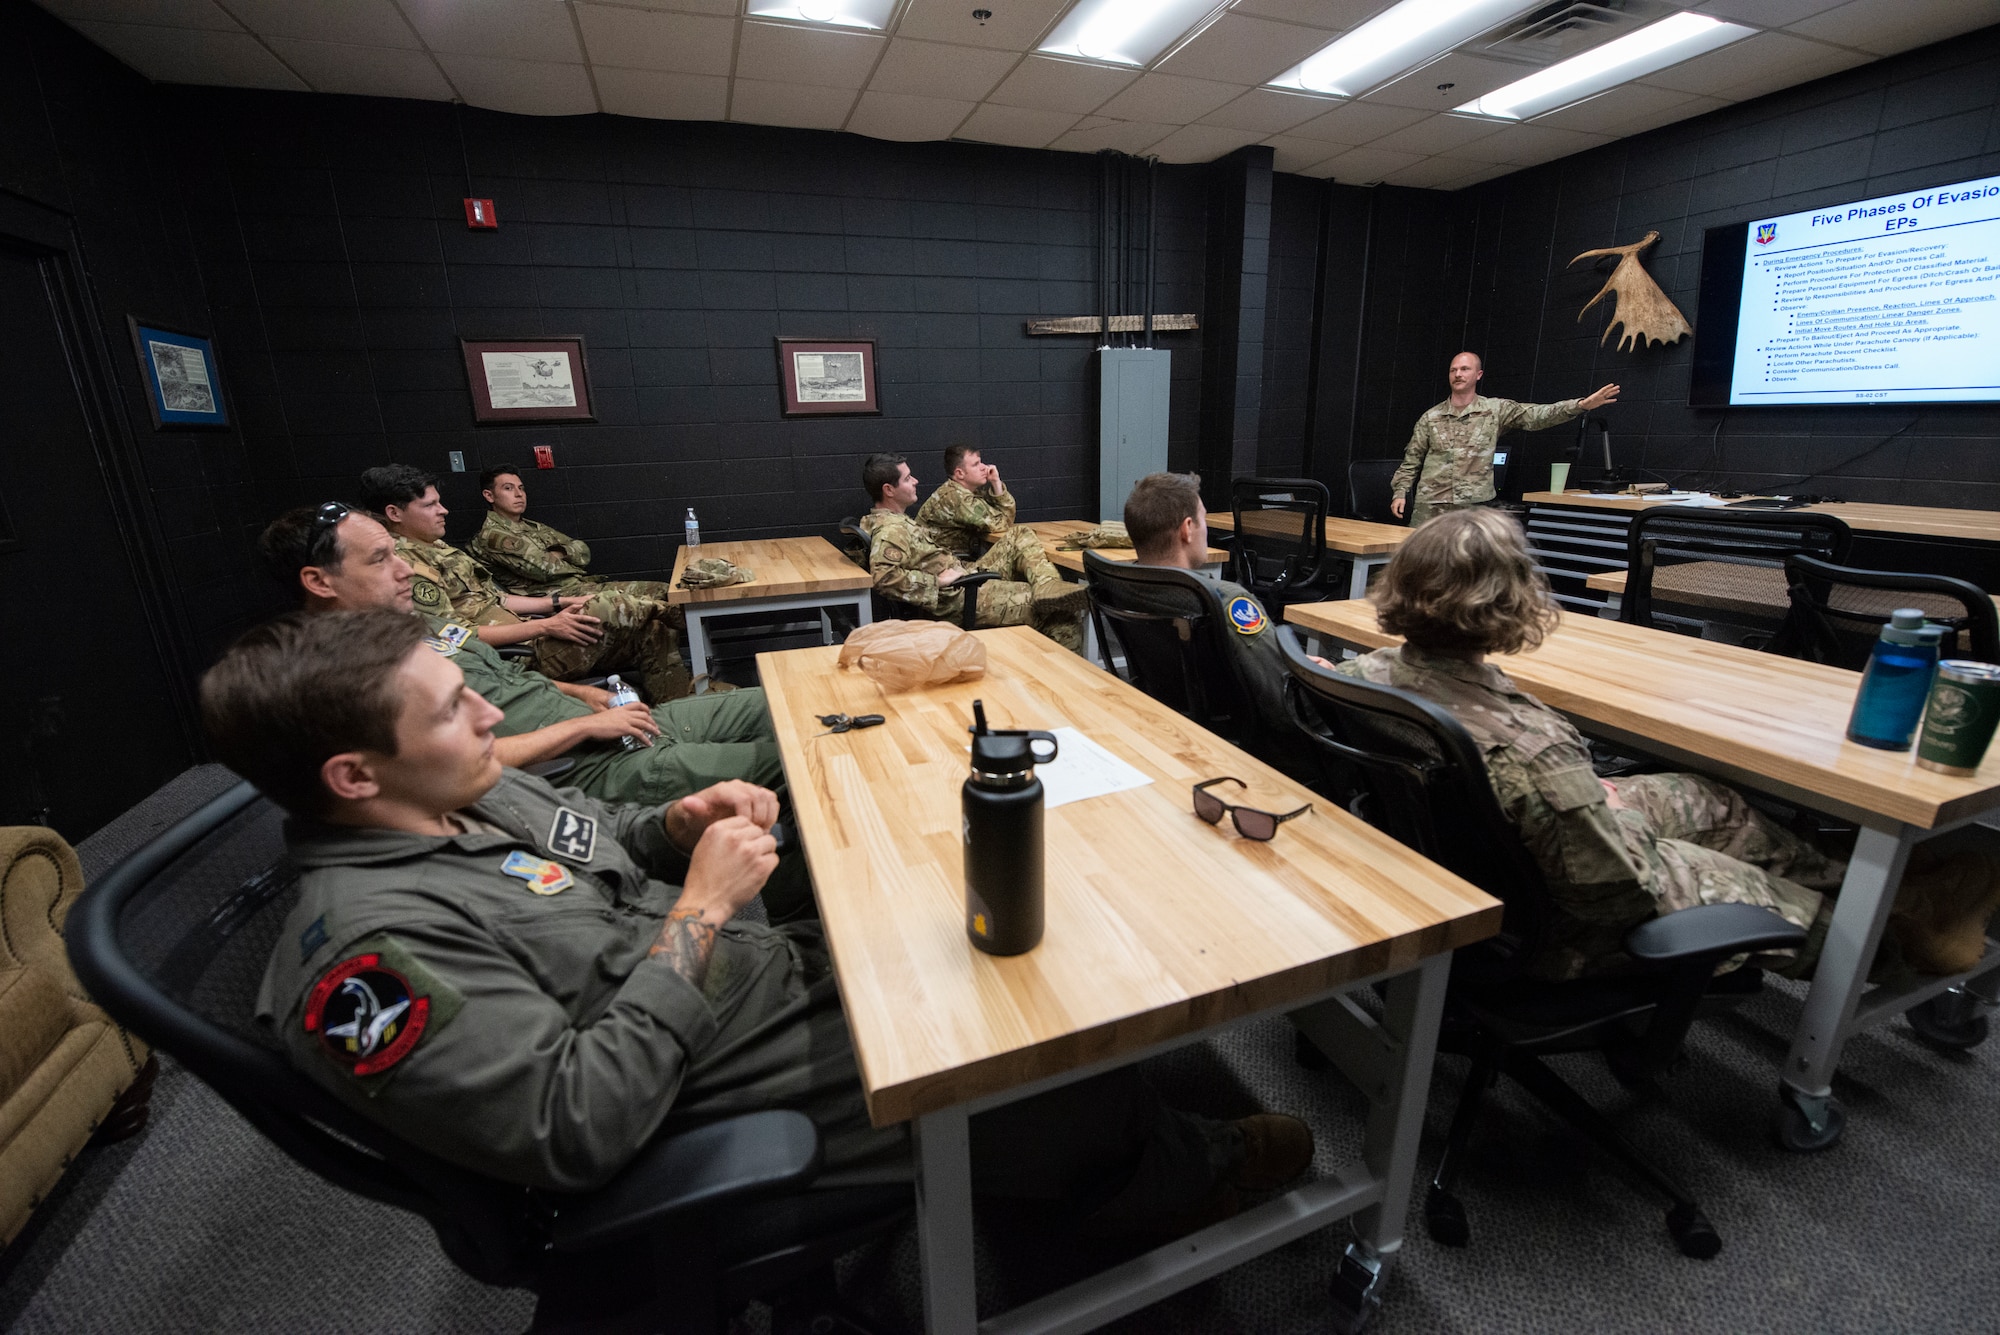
[449,451,466,472]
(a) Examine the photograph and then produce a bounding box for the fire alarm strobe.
[464,198,498,230]
[533,446,554,469]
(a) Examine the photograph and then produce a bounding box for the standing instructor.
[1390,352,1619,526]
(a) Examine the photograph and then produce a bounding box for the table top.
[1207,512,1412,555]
[757,626,1501,1126]
[1285,599,2000,832]
[1586,563,2000,619]
[1022,519,1228,574]
[668,536,873,606]
[1523,492,2000,544]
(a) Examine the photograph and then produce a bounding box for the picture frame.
[775,338,879,417]
[128,318,228,429]
[461,337,596,424]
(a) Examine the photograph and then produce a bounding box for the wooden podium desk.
[667,536,873,677]
[1207,513,1411,598]
[759,626,1498,1333]
[1285,597,2000,1150]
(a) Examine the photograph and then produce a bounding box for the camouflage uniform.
[856,510,1085,653]
[1392,394,1583,527]
[916,477,1017,557]
[472,511,674,610]
[1334,644,1843,980]
[397,535,690,702]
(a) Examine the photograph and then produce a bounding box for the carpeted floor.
[2,765,1996,1333]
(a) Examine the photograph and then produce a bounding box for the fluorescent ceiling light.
[746,0,895,30]
[1269,0,1537,98]
[1458,12,1754,119]
[1038,0,1225,68]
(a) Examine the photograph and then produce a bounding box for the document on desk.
[1037,727,1154,809]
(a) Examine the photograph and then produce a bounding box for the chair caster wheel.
[1774,1089,1845,1153]
[1424,1186,1469,1247]
[1907,991,1990,1051]
[1294,1029,1333,1070]
[1665,1203,1721,1259]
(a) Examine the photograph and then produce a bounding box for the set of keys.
[815,712,886,736]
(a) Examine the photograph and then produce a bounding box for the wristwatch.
[551,594,562,614]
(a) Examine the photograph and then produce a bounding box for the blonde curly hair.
[1372,508,1558,657]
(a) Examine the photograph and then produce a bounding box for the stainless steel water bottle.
[962,700,1058,956]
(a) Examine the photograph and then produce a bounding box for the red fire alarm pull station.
[464,198,497,229]
[533,446,554,469]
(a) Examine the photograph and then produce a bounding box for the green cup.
[1916,661,2000,776]
[1549,462,1571,493]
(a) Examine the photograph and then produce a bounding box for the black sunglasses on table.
[1192,777,1311,841]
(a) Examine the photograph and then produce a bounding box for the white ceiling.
[37,0,2000,187]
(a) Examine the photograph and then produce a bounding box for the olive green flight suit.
[915,477,1016,558]
[1392,394,1582,527]
[856,510,1084,652]
[1111,571,1290,742]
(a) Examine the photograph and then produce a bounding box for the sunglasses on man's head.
[311,500,352,539]
[1192,777,1311,841]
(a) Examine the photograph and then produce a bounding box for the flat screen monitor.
[1689,172,2000,406]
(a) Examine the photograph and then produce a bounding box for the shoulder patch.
[1227,596,1267,635]
[411,577,447,611]
[501,848,574,895]
[424,623,472,657]
[299,914,329,962]
[304,953,429,1077]
[547,806,597,862]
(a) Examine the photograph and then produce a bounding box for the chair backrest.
[1275,629,1550,984]
[1769,553,2000,669]
[1347,458,1402,524]
[1082,550,1247,741]
[66,783,544,1286]
[836,516,870,570]
[1623,506,1852,646]
[1229,477,1330,603]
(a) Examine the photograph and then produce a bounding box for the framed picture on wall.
[776,338,879,417]
[128,318,228,429]
[461,337,596,424]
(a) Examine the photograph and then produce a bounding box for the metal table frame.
[682,589,871,679]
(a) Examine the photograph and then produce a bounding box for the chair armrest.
[497,644,533,661]
[949,571,1003,629]
[1624,903,1806,965]
[545,1109,822,1251]
[522,758,577,782]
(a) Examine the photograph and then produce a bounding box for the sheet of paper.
[1635,491,1726,506]
[1035,727,1155,810]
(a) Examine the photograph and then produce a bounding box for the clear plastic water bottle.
[604,674,647,751]
[684,507,701,549]
[1846,609,1943,751]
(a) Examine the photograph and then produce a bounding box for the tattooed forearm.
[649,906,720,987]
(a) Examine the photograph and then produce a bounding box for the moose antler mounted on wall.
[1567,230,1692,353]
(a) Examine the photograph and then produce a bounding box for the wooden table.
[759,626,1500,1332]
[668,536,873,677]
[1286,598,2000,1149]
[1023,519,1227,576]
[1523,491,2000,544]
[1586,563,2000,623]
[1208,513,1411,598]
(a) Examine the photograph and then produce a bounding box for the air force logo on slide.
[1227,596,1267,636]
[1755,223,1777,245]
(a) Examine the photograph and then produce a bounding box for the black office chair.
[1623,506,1852,647]
[1347,459,1402,524]
[1276,629,1808,1258]
[1768,553,2000,668]
[1228,477,1333,612]
[67,782,909,1334]
[838,515,998,629]
[1083,550,1315,782]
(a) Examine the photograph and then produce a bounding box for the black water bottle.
[963,700,1059,956]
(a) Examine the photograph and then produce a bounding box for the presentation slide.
[1728,173,2000,405]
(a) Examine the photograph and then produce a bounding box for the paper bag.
[838,620,987,692]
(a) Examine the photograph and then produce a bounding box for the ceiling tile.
[1362,51,1531,110]
[729,77,857,129]
[595,67,729,119]
[1314,144,1425,184]
[1049,119,1177,154]
[869,38,1017,101]
[1640,30,1852,96]
[1229,0,1371,30]
[401,0,584,62]
[1451,121,1612,166]
[847,89,975,141]
[1156,14,1339,86]
[575,6,734,76]
[1264,134,1340,174]
[267,38,454,99]
[1439,160,1514,188]
[1689,43,1870,103]
[602,0,739,14]
[1147,123,1268,163]
[1787,0,1996,57]
[1529,81,1709,134]
[1287,99,1427,144]
[1199,87,1331,133]
[1369,113,1503,156]
[955,101,1079,148]
[735,21,886,90]
[1094,72,1239,124]
[69,22,308,89]
[221,0,418,47]
[895,0,1071,52]
[37,0,238,30]
[1381,155,1476,189]
[1695,0,1846,25]
[986,55,1136,114]
[434,53,597,113]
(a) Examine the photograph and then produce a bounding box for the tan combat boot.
[1888,850,2000,976]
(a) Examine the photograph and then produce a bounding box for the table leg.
[914,1105,977,1335]
[1346,558,1376,600]
[819,607,834,645]
[1598,592,1622,619]
[684,608,711,680]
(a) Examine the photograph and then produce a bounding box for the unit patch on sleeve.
[304,953,428,1077]
[1227,596,1267,635]
[547,806,598,862]
[501,848,574,896]
[423,623,472,657]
